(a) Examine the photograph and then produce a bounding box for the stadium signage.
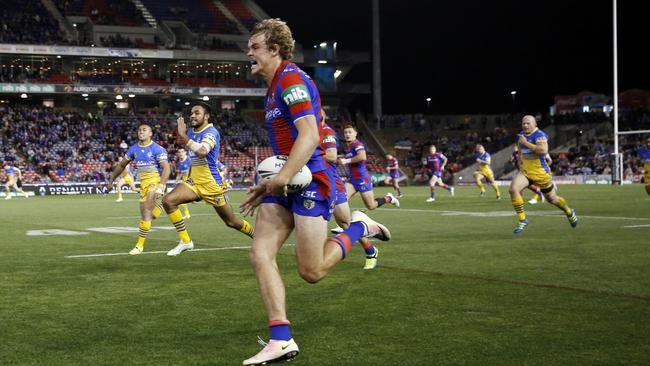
[0,44,174,59]
[26,183,109,195]
[199,87,266,96]
[0,83,55,93]
[0,83,266,97]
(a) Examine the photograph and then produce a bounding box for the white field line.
[108,207,650,222]
[622,224,650,228]
[65,244,295,259]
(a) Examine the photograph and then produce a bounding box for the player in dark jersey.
[384,154,402,197]
[424,145,454,202]
[241,19,391,365]
[638,137,650,195]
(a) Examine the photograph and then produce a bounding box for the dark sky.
[258,1,650,115]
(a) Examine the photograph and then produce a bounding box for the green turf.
[1,185,649,365]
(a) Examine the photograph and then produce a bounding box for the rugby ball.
[257,155,312,193]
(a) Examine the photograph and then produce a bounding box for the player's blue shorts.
[389,171,400,179]
[427,171,442,179]
[349,176,373,193]
[261,170,334,220]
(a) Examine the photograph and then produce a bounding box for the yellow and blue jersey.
[519,128,551,174]
[187,124,225,186]
[475,151,491,167]
[125,141,168,181]
[177,157,191,177]
[639,146,650,165]
[4,165,16,177]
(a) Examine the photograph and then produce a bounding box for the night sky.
[258,0,650,115]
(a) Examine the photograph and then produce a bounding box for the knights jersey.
[519,128,551,173]
[386,156,399,171]
[186,124,224,186]
[264,60,327,173]
[345,139,368,180]
[125,142,168,181]
[427,153,446,173]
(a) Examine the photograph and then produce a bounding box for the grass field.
[1,185,649,365]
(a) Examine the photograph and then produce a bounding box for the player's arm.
[177,116,211,157]
[544,154,553,166]
[324,147,337,164]
[341,149,366,165]
[518,135,548,155]
[15,167,22,180]
[441,155,448,170]
[108,157,131,188]
[273,115,319,192]
[157,160,171,196]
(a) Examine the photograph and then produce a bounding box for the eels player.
[511,145,544,204]
[321,114,379,269]
[174,148,192,219]
[638,137,650,195]
[473,144,501,200]
[509,115,578,234]
[108,124,171,255]
[340,125,399,208]
[384,153,402,198]
[4,161,29,199]
[217,160,233,190]
[114,156,138,202]
[162,102,254,256]
[425,145,454,202]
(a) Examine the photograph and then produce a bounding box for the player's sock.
[137,220,151,247]
[359,237,376,257]
[555,196,572,216]
[493,184,501,197]
[476,180,485,193]
[537,190,543,199]
[430,187,436,199]
[152,204,163,220]
[168,209,191,244]
[396,187,401,196]
[375,197,387,207]
[441,183,451,191]
[117,193,123,200]
[512,197,526,221]
[239,219,254,238]
[269,320,292,341]
[329,221,365,258]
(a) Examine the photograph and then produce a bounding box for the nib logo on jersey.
[282,84,310,106]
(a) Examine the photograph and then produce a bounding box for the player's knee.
[297,266,325,284]
[248,246,272,269]
[162,196,175,211]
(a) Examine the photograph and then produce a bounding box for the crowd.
[0,0,63,45]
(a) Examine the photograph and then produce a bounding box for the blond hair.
[252,19,295,60]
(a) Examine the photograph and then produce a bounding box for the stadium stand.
[0,0,64,45]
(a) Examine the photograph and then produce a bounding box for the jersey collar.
[193,123,213,134]
[138,141,153,148]
[524,127,539,137]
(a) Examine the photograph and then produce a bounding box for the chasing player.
[384,153,402,197]
[340,125,399,208]
[425,145,454,202]
[509,115,578,233]
[3,161,29,199]
[474,144,501,200]
[114,156,138,202]
[174,148,192,219]
[241,19,391,365]
[321,114,379,269]
[638,137,650,195]
[162,102,254,256]
[217,160,233,189]
[107,124,170,255]
[510,145,544,204]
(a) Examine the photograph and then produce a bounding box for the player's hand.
[177,116,190,145]
[338,158,350,165]
[517,134,527,146]
[154,184,165,200]
[266,174,289,197]
[240,183,267,217]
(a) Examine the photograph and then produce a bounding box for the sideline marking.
[623,224,650,228]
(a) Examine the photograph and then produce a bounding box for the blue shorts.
[261,170,335,220]
[389,172,400,179]
[427,171,442,179]
[349,176,373,193]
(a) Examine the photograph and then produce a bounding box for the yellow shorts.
[644,164,650,185]
[522,169,553,190]
[474,166,494,181]
[122,174,134,186]
[139,177,162,202]
[183,180,228,207]
[6,176,15,186]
